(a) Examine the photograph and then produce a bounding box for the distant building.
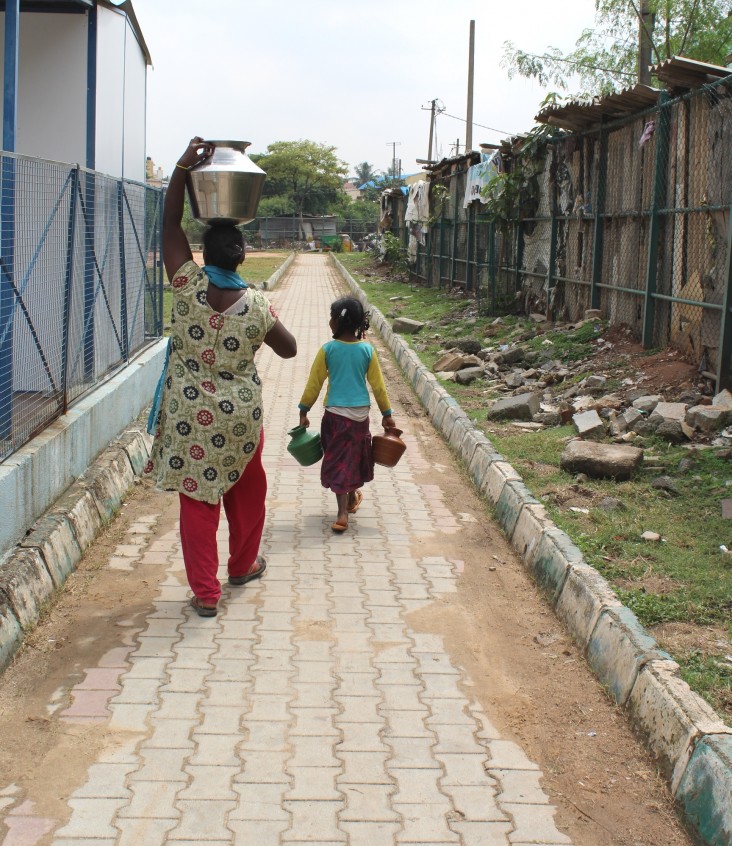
[146,156,166,188]
[342,178,362,200]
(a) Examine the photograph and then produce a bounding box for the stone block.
[85,452,134,522]
[555,562,622,649]
[20,513,82,588]
[434,352,467,373]
[560,440,643,480]
[632,395,663,414]
[527,527,583,603]
[686,406,730,434]
[454,366,485,386]
[116,430,151,475]
[676,734,732,846]
[487,393,540,421]
[511,503,554,565]
[628,658,732,792]
[0,597,23,672]
[50,487,103,552]
[0,547,55,630]
[573,409,605,439]
[480,461,521,505]
[392,317,425,334]
[468,443,503,490]
[417,373,440,407]
[459,429,492,470]
[495,481,538,539]
[713,389,732,409]
[586,605,665,706]
[448,418,473,454]
[441,406,470,443]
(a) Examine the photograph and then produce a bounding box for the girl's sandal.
[331,519,348,533]
[228,555,267,586]
[346,490,363,514]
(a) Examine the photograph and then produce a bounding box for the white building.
[0,0,151,180]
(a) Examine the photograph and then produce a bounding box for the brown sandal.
[228,555,267,586]
[190,596,217,617]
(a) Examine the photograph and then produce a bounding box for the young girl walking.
[298,296,397,532]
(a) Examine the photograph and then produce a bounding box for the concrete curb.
[260,251,295,291]
[0,427,152,671]
[0,257,294,675]
[333,256,732,846]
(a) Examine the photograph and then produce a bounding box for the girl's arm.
[366,348,396,429]
[298,347,328,427]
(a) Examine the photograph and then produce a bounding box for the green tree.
[354,161,378,187]
[503,0,732,96]
[257,140,348,218]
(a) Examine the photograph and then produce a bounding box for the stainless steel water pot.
[187,140,266,225]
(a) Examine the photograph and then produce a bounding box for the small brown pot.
[372,428,407,467]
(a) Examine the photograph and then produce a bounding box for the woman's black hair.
[203,224,244,270]
[331,296,370,340]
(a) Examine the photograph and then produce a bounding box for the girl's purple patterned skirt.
[320,410,374,494]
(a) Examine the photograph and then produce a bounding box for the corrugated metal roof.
[535,56,732,132]
[535,84,660,132]
[651,55,731,93]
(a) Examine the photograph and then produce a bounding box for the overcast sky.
[134,0,597,178]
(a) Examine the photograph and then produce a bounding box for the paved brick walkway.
[19,255,574,845]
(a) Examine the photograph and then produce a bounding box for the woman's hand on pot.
[299,412,310,428]
[382,415,397,431]
[177,137,214,171]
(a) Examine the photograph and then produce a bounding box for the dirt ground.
[0,317,698,846]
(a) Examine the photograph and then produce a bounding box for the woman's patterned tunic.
[146,260,277,504]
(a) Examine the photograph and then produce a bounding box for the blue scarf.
[203,265,248,289]
[146,265,248,435]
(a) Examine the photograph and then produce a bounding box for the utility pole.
[638,0,654,85]
[427,99,436,163]
[386,141,401,182]
[466,19,475,152]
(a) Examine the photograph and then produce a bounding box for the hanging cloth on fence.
[463,152,499,208]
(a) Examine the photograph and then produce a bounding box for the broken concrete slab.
[633,395,663,414]
[573,410,605,440]
[560,440,643,480]
[454,366,485,385]
[487,393,541,421]
[434,352,467,373]
[687,405,731,433]
[392,317,425,334]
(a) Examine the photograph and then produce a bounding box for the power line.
[439,111,517,138]
[513,50,636,79]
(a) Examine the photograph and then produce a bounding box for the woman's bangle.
[175,162,191,171]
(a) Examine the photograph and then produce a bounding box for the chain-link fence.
[390,74,732,388]
[243,216,377,249]
[0,152,164,462]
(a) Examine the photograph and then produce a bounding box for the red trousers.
[178,434,266,604]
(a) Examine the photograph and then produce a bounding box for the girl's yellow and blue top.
[298,339,392,415]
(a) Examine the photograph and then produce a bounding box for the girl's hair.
[331,296,370,340]
[203,224,244,270]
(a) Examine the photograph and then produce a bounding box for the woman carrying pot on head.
[145,136,297,617]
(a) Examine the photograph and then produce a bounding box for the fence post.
[514,221,524,294]
[450,177,459,285]
[546,157,558,320]
[83,171,95,381]
[466,203,474,293]
[62,167,80,412]
[0,152,15,441]
[118,181,129,361]
[642,92,670,348]
[715,206,732,390]
[488,221,497,313]
[590,124,607,310]
[157,189,164,336]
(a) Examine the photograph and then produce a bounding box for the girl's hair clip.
[340,309,347,317]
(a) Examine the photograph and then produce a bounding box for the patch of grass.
[526,320,602,362]
[677,650,732,717]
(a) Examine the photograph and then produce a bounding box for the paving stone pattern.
[7,256,573,846]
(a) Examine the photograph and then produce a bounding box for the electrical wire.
[439,111,517,138]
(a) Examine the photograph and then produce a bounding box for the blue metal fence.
[0,152,164,462]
